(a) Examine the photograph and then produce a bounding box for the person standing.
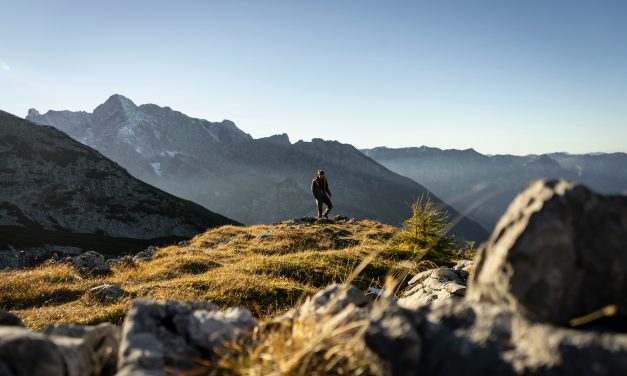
[311,170,332,218]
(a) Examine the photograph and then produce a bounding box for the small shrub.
[389,195,459,267]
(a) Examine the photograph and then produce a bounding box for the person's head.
[317,170,325,179]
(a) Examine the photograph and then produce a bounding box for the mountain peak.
[103,94,136,109]
[92,94,138,123]
[258,133,291,146]
[94,94,137,113]
[28,108,41,117]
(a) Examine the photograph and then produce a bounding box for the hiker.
[312,170,333,218]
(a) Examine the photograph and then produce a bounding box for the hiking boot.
[323,212,329,219]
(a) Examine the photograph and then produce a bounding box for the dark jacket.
[311,177,331,199]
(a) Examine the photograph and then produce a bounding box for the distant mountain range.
[26,94,488,242]
[362,146,627,231]
[0,110,237,259]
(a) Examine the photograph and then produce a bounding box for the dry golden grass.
[1,220,421,330]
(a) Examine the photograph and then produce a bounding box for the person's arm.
[325,179,332,196]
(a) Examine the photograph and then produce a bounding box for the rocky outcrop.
[116,300,257,376]
[0,110,238,260]
[0,323,120,376]
[467,179,627,325]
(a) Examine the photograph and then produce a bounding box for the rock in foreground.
[468,179,627,326]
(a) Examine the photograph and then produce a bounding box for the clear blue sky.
[1,0,626,155]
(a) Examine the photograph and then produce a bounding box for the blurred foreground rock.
[0,323,119,376]
[116,300,257,376]
[467,179,627,325]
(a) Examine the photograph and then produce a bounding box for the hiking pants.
[316,195,333,217]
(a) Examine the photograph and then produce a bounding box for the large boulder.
[116,300,257,376]
[0,323,120,376]
[467,180,627,325]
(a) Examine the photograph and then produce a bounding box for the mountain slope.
[362,146,627,231]
[26,95,488,242]
[0,110,238,256]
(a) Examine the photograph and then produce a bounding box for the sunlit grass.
[1,220,410,330]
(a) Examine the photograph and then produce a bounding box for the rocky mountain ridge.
[27,95,488,242]
[0,110,237,264]
[362,146,627,231]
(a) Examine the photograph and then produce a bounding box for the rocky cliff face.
[27,95,488,242]
[0,110,238,259]
[362,146,627,232]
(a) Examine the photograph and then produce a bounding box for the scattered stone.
[0,310,24,327]
[132,251,153,264]
[71,250,105,270]
[0,323,120,376]
[467,179,627,325]
[104,255,134,269]
[116,300,257,375]
[332,215,351,223]
[241,233,255,240]
[256,231,271,241]
[177,240,190,247]
[71,250,112,276]
[398,268,468,310]
[89,284,127,304]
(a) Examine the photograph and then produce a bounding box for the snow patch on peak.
[150,162,162,177]
[160,150,179,158]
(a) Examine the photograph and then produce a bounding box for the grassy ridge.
[1,220,424,330]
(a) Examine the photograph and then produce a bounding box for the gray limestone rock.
[467,179,627,325]
[0,323,120,376]
[116,300,257,375]
[71,250,105,269]
[297,283,371,321]
[89,284,127,303]
[132,251,153,264]
[417,300,627,376]
[398,268,468,310]
[365,298,421,376]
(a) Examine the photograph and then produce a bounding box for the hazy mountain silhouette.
[362,146,627,231]
[0,110,238,256]
[27,95,488,242]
